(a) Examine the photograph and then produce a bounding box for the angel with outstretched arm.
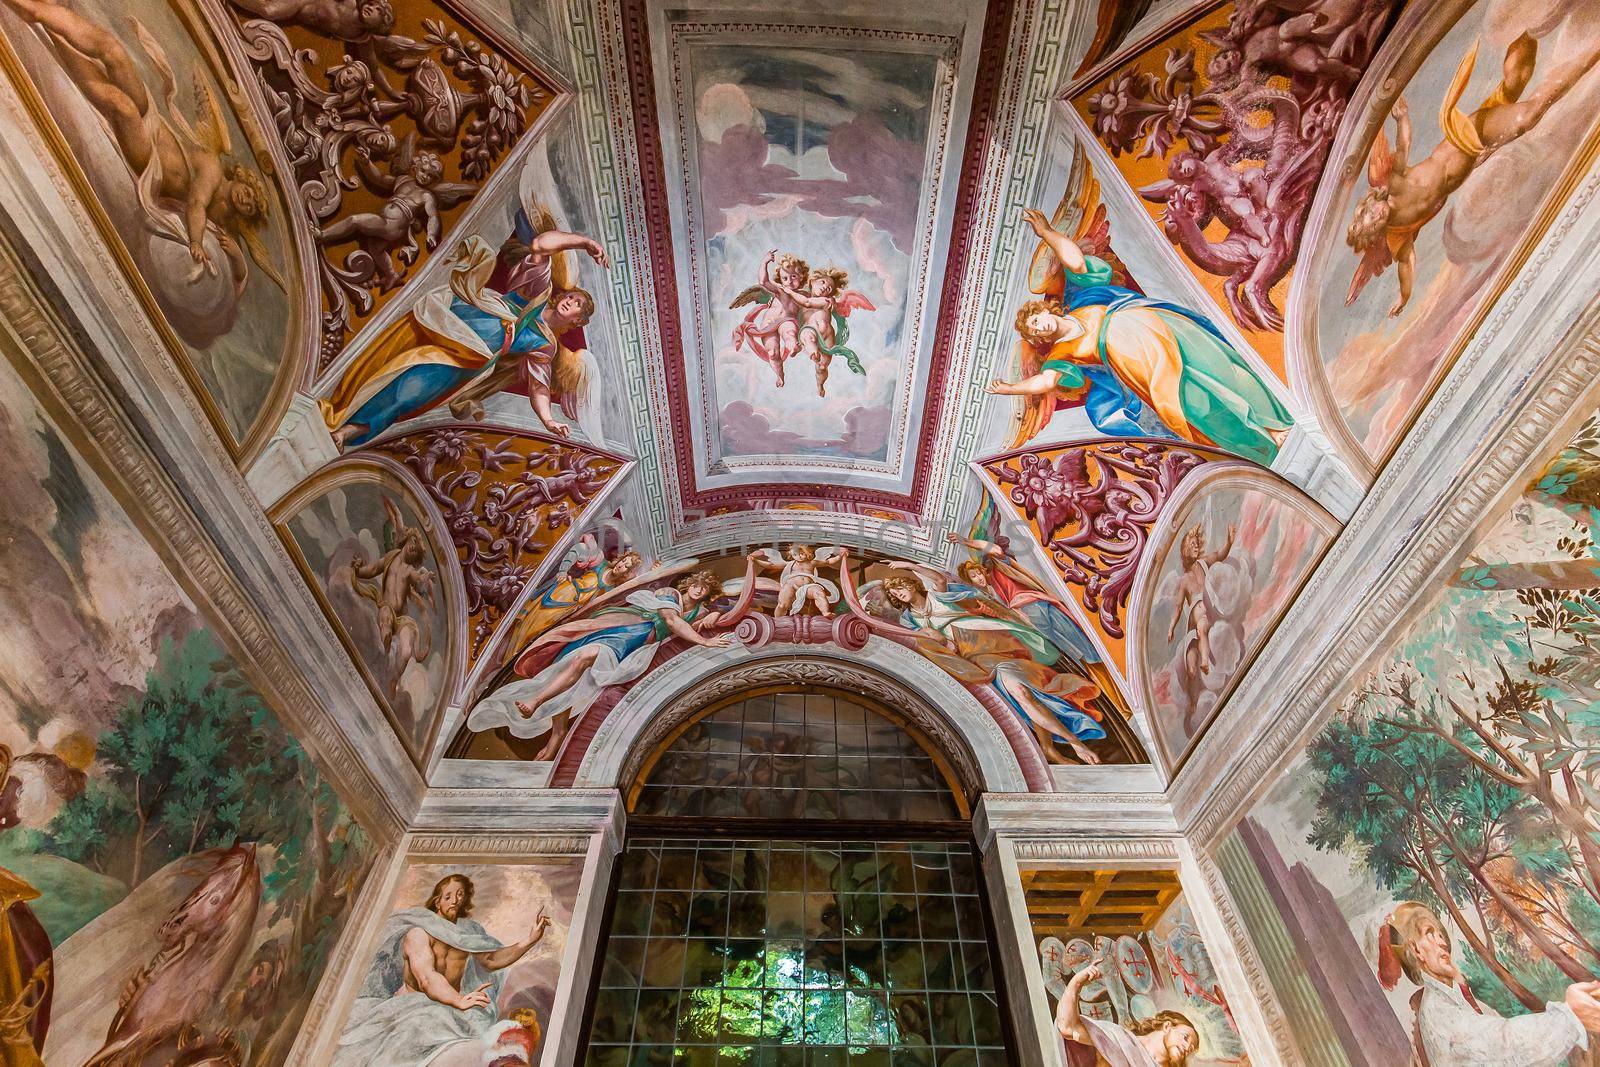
[1346,33,1600,316]
[990,205,1292,465]
[729,251,810,386]
[2,0,285,296]
[444,213,611,435]
[465,569,733,760]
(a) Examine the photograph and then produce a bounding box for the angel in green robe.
[782,266,875,397]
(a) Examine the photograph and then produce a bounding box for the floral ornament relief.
[985,442,1210,639]
[378,428,623,656]
[226,0,556,367]
[1078,0,1398,332]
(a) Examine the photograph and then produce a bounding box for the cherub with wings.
[3,0,286,298]
[779,266,874,397]
[730,251,810,386]
[747,544,844,616]
[316,132,476,292]
[1346,33,1600,316]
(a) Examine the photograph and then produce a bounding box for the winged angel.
[322,164,610,449]
[1346,33,1600,316]
[989,207,1291,465]
[747,545,844,616]
[730,251,874,395]
[465,563,733,760]
[4,0,285,304]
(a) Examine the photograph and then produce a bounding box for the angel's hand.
[1021,208,1052,238]
[986,379,1014,395]
[1391,97,1409,121]
[584,239,611,269]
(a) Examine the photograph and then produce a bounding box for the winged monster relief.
[224,0,556,364]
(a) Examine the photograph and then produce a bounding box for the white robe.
[1064,1018,1160,1066]
[333,908,509,1067]
[1415,971,1588,1067]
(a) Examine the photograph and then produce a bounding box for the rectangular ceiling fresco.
[671,34,956,475]
[625,0,996,519]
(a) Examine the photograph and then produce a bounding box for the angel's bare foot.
[514,700,537,719]
[331,423,365,451]
[535,716,569,760]
[1034,725,1072,765]
[1068,739,1101,765]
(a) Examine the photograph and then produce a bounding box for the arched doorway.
[579,685,1015,1065]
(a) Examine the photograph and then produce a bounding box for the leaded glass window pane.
[586,839,1008,1065]
[631,691,962,822]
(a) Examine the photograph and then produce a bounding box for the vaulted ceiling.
[9,0,1593,784]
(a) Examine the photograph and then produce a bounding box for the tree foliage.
[1306,487,1600,1013]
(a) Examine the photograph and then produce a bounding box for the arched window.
[581,686,1012,1066]
[627,686,968,824]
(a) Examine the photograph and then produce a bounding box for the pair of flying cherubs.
[729,250,874,396]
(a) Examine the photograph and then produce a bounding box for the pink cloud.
[719,401,827,455]
[718,401,892,460]
[838,405,891,458]
[697,116,925,252]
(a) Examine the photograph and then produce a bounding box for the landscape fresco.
[1139,472,1334,768]
[0,0,298,450]
[1030,875,1249,1067]
[282,474,452,758]
[1215,405,1600,1065]
[0,357,371,1065]
[1318,0,1600,462]
[333,857,582,1067]
[687,41,950,465]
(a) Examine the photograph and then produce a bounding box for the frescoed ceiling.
[14,0,1591,782]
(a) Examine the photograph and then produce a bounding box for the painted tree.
[39,629,371,1063]
[45,631,297,884]
[1308,660,1600,1011]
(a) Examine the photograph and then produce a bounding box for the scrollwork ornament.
[987,441,1209,638]
[225,0,550,365]
[377,428,621,655]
